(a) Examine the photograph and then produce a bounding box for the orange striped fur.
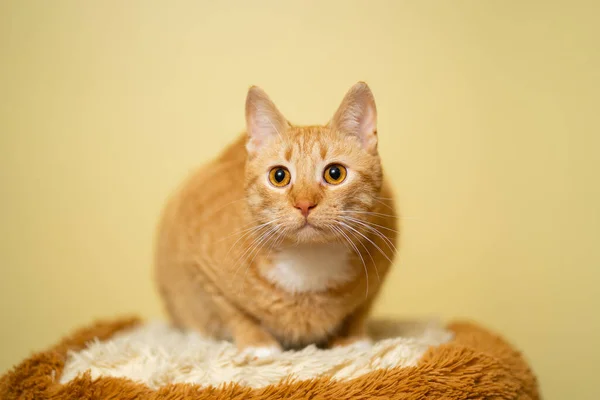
[155,83,398,354]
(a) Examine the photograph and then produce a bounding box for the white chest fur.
[263,243,356,293]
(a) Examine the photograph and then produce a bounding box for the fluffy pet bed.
[0,316,540,399]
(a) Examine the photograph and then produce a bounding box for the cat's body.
[155,83,397,356]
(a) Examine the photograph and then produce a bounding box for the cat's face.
[245,126,383,243]
[244,83,383,244]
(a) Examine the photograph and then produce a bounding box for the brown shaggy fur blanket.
[0,317,539,399]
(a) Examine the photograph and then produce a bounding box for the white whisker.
[224,219,280,260]
[338,210,399,219]
[217,218,275,245]
[342,224,379,284]
[331,224,369,299]
[240,226,281,295]
[339,210,418,220]
[231,223,275,282]
[373,197,394,211]
[201,198,248,228]
[341,216,398,254]
[338,221,394,266]
[343,216,399,234]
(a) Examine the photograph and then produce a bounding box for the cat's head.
[244,82,384,244]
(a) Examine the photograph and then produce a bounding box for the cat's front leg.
[329,300,374,349]
[205,286,282,360]
[329,326,372,349]
[229,310,282,360]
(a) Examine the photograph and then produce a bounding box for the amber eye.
[323,164,347,185]
[268,167,291,187]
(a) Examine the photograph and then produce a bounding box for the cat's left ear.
[245,86,288,155]
[330,82,378,153]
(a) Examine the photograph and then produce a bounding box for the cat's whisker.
[223,222,270,247]
[339,210,419,220]
[233,233,273,294]
[373,197,394,211]
[223,219,280,260]
[267,227,288,259]
[246,226,281,271]
[230,223,276,282]
[234,218,287,292]
[331,224,369,299]
[200,198,249,230]
[341,224,380,284]
[210,197,248,213]
[216,219,274,244]
[240,226,282,295]
[341,217,398,257]
[277,226,290,247]
[338,221,394,266]
[338,210,399,219]
[255,226,290,293]
[340,216,399,234]
[234,224,275,268]
[341,216,399,254]
[325,224,352,253]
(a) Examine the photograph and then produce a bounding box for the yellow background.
[1,1,598,398]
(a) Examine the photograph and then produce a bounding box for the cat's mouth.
[299,221,315,230]
[290,220,336,243]
[299,219,324,230]
[295,223,321,241]
[296,221,327,237]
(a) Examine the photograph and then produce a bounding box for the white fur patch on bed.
[60,319,452,389]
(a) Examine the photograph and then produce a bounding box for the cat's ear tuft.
[245,86,288,154]
[330,82,378,153]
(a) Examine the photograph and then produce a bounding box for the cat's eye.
[323,164,347,185]
[268,167,291,187]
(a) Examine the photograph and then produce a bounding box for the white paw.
[234,345,282,364]
[244,345,281,358]
[352,338,373,350]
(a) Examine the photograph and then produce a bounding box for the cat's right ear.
[330,82,378,154]
[245,86,288,155]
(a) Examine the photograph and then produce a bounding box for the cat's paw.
[330,336,373,350]
[233,345,282,364]
[243,345,282,358]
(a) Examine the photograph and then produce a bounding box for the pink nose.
[294,200,317,217]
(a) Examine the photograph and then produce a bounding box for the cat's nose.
[294,200,317,217]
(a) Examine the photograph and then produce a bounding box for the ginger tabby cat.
[155,82,398,358]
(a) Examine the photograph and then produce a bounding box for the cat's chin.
[292,224,333,244]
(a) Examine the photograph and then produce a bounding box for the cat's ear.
[330,82,378,153]
[245,86,288,154]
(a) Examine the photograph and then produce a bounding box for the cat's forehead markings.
[290,142,299,161]
[311,141,321,160]
[283,127,329,163]
[296,137,306,155]
[284,146,292,162]
[319,142,327,160]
